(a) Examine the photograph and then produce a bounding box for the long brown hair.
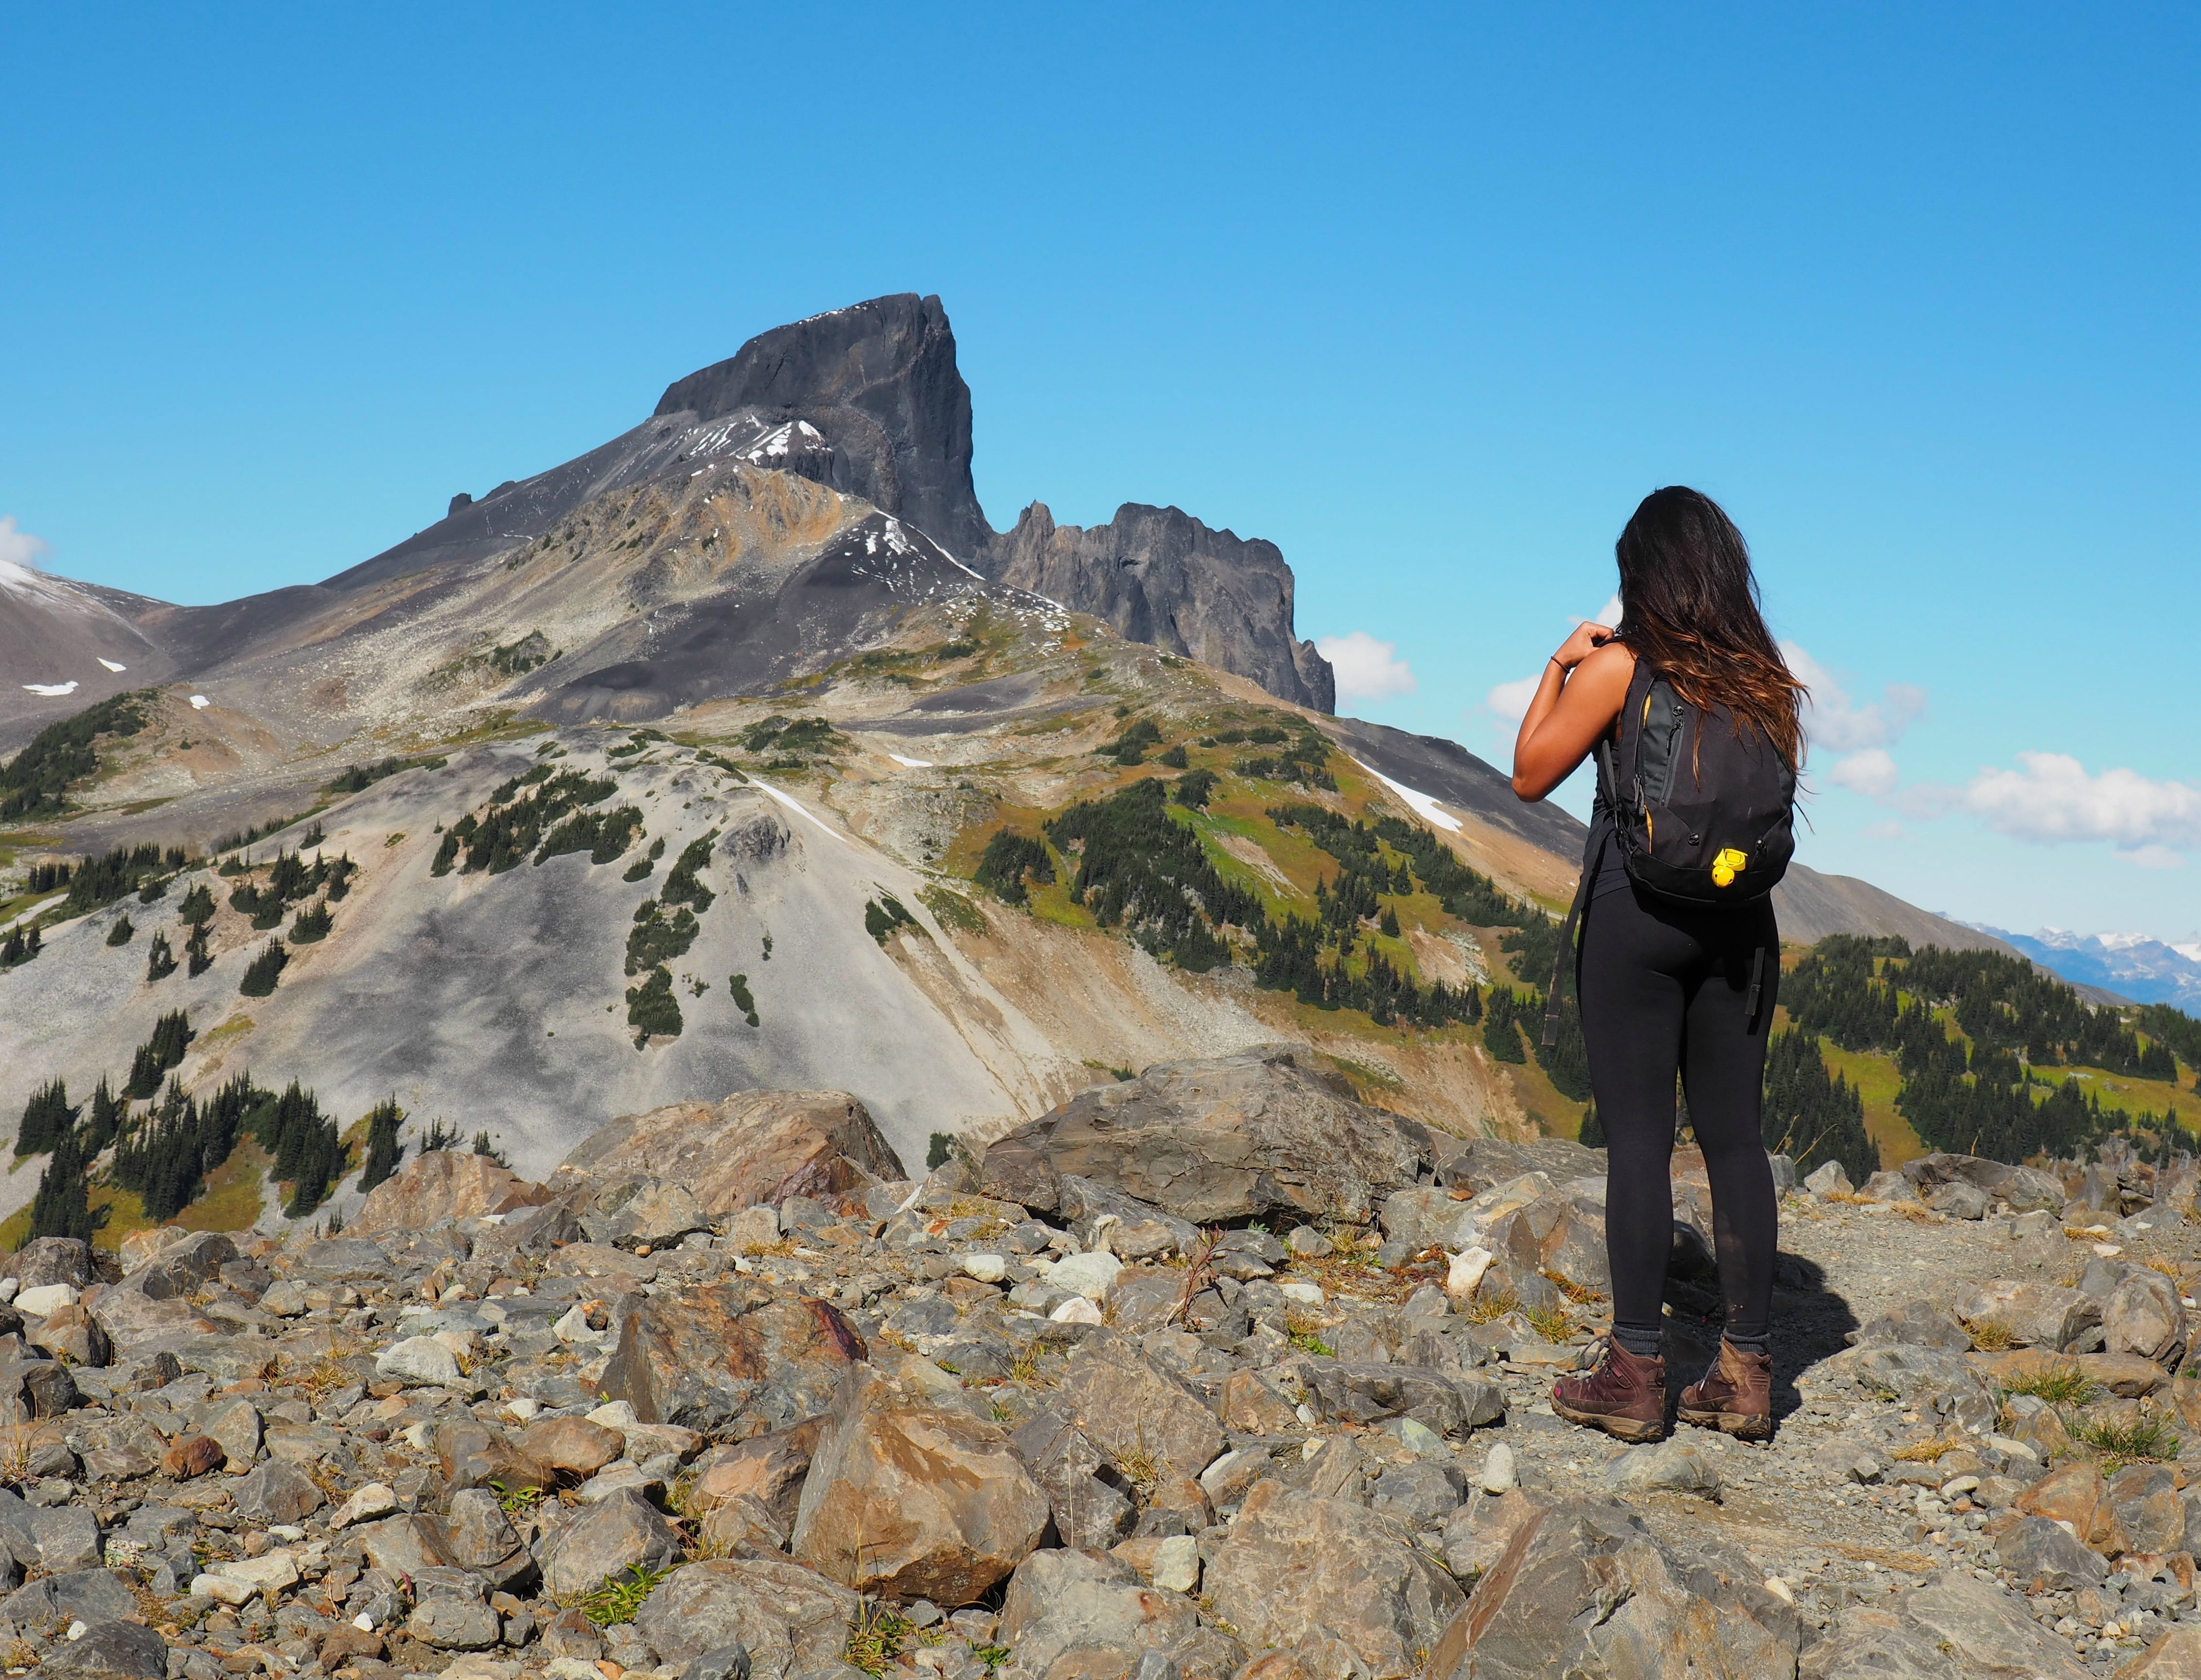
[1614,487,1806,770]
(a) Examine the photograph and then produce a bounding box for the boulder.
[0,1565,137,1626]
[27,1300,108,1366]
[581,1179,712,1249]
[558,1090,905,1214]
[1206,1481,1464,1680]
[2115,1628,2201,1678]
[1954,1281,2102,1352]
[3,1237,97,1291]
[124,1230,238,1298]
[1850,1299,1972,1351]
[1799,1568,2090,1679]
[599,1287,867,1432]
[37,1620,168,1680]
[2103,1267,2187,1366]
[539,1487,684,1599]
[355,1150,553,1232]
[2103,1462,2190,1555]
[1051,1333,1223,1481]
[439,1488,526,1571]
[1426,1496,1797,1680]
[1010,1408,1136,1551]
[790,1365,1049,1605]
[996,1547,1244,1680]
[1803,1160,1852,1197]
[1994,1513,2113,1591]
[378,1335,465,1388]
[631,1558,859,1680]
[1301,1363,1503,1437]
[976,1046,1425,1224]
[1602,1440,1722,1501]
[1901,1152,2068,1213]
[232,1460,325,1524]
[515,1416,626,1482]
[691,1418,827,1533]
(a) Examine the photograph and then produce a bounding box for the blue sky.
[3,4,2195,943]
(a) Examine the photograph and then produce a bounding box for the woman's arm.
[1511,627,1634,802]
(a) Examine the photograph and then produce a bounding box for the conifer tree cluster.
[1048,778,1263,973]
[184,920,213,977]
[626,965,682,1045]
[25,861,72,892]
[626,898,700,974]
[1761,1029,1879,1184]
[0,690,148,823]
[660,832,720,913]
[15,1078,77,1157]
[0,923,43,969]
[239,939,288,997]
[123,1010,195,1098]
[27,1124,99,1243]
[975,832,1056,904]
[357,1098,406,1194]
[145,930,177,980]
[431,767,620,875]
[257,1082,346,1216]
[728,972,759,1027]
[105,913,135,946]
[1778,934,2201,1166]
[62,843,172,915]
[863,895,918,946]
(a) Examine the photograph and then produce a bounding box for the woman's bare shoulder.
[1574,639,1637,688]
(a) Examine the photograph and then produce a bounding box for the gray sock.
[1610,1322,1663,1359]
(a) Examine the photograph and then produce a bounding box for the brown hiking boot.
[1677,1338,1774,1439]
[1550,1335,1666,1443]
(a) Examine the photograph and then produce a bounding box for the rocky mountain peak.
[653,293,991,561]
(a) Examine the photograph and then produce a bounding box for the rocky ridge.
[2,1048,2198,1680]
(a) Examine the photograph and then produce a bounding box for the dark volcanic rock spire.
[655,294,991,562]
[992,502,1335,713]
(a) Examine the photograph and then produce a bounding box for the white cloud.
[1826,748,1901,800]
[0,517,47,571]
[1781,642,1927,755]
[2121,845,2185,871]
[1486,675,1540,723]
[1317,631,1416,704]
[1961,753,2201,855]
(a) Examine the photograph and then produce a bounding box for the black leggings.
[1578,878,1779,1347]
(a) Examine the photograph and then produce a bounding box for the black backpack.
[1540,657,1796,1044]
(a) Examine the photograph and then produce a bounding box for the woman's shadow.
[1660,1222,1858,1424]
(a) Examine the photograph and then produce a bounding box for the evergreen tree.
[82,1076,124,1156]
[1481,988,1529,1064]
[185,920,213,977]
[145,930,176,981]
[106,912,135,946]
[1761,1029,1879,1186]
[239,939,288,997]
[357,1098,405,1195]
[14,1078,75,1158]
[26,1122,100,1243]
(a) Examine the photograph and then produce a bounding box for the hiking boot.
[1677,1338,1774,1439]
[1550,1335,1666,1443]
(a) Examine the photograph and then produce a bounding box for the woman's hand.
[1551,620,1615,670]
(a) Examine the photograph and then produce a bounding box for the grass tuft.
[845,1599,916,1676]
[1999,1362,2099,1408]
[2067,1413,2180,1470]
[1463,1288,1520,1325]
[563,1562,672,1627]
[1968,1321,2015,1352]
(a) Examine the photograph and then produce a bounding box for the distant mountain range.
[1966,923,2201,1010]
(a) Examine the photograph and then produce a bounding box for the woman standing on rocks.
[1509,486,1806,1444]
